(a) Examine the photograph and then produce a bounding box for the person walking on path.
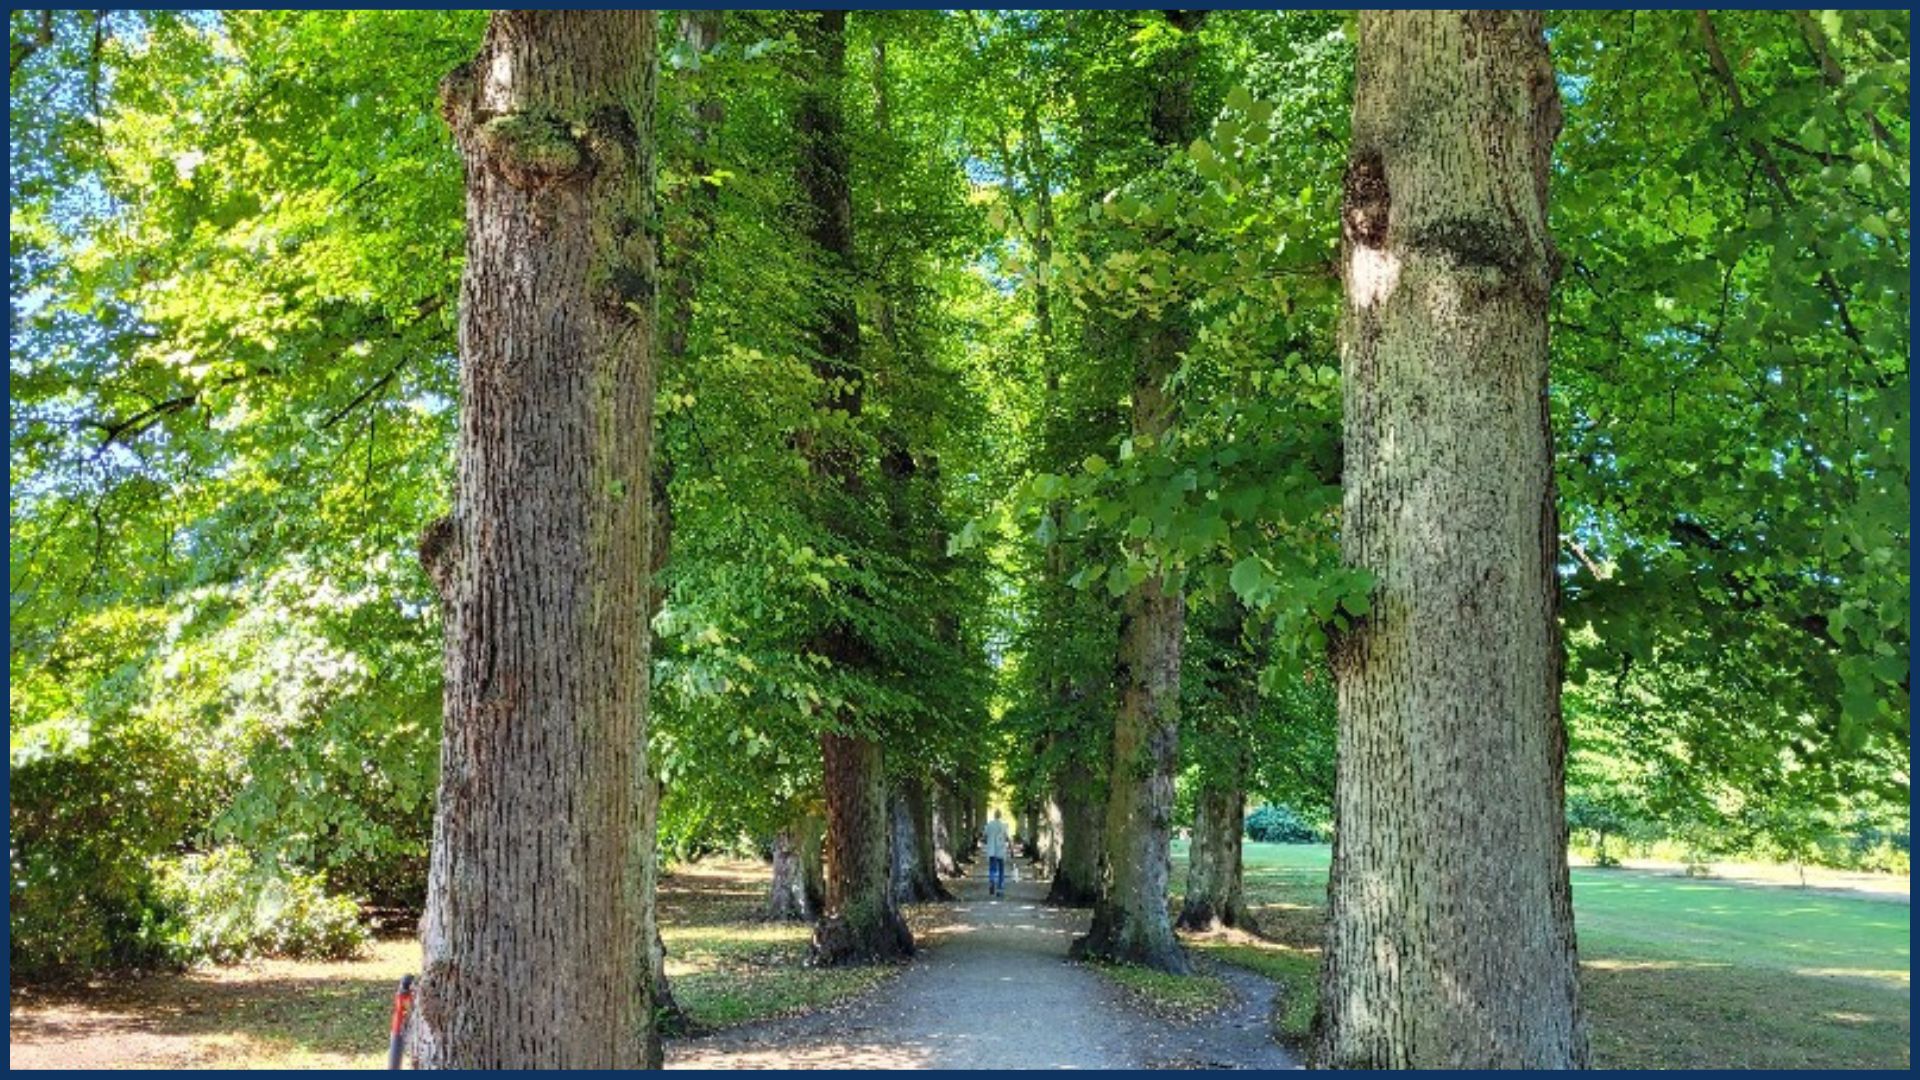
[983,810,1011,898]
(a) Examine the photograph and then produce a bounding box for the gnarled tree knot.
[1342,149,1390,249]
[418,514,456,601]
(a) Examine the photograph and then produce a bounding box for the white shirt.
[983,818,1010,859]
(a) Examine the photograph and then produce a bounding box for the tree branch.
[8,9,53,80]
[1695,11,1868,354]
[318,295,447,429]
[1789,9,1897,149]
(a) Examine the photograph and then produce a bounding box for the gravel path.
[667,861,1299,1070]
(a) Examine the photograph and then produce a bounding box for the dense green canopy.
[9,9,1907,978]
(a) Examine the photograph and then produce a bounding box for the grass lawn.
[1174,841,1910,1069]
[1088,960,1233,1022]
[9,858,908,1069]
[658,860,906,1031]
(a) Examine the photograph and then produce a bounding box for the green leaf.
[1229,557,1265,602]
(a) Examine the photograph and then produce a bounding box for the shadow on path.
[668,859,1298,1070]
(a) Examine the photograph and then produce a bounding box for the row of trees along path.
[418,8,1630,1071]
[670,855,1295,1070]
[5,4,1903,1072]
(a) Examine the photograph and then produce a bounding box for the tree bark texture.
[789,10,913,966]
[1075,9,1206,975]
[888,787,917,903]
[952,787,979,862]
[638,771,681,1042]
[769,813,826,922]
[1176,761,1252,933]
[1047,755,1103,906]
[932,782,961,877]
[1076,571,1187,972]
[1052,734,1113,903]
[1313,10,1587,1069]
[814,732,914,963]
[898,774,953,901]
[1039,792,1063,875]
[415,11,660,1070]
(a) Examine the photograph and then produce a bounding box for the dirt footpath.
[668,863,1298,1070]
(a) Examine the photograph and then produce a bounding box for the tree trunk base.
[650,928,691,1041]
[1174,899,1258,935]
[1070,911,1190,974]
[898,876,955,903]
[1046,876,1100,907]
[810,909,915,967]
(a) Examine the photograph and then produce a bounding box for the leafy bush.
[1245,804,1324,844]
[151,846,369,964]
[9,661,217,978]
[1565,793,1636,867]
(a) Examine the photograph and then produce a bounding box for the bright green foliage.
[8,9,1908,981]
[647,11,996,854]
[11,9,474,971]
[962,10,1363,829]
[1176,592,1335,829]
[151,845,368,965]
[1551,9,1909,847]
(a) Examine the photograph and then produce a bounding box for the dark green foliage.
[1244,804,1324,845]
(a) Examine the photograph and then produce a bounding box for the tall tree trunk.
[932,781,960,877]
[790,9,912,967]
[801,811,828,913]
[1176,752,1252,933]
[769,811,825,922]
[956,788,979,862]
[1039,789,1064,875]
[638,772,683,1040]
[1075,569,1187,971]
[1179,603,1259,934]
[815,733,914,962]
[1074,9,1206,975]
[902,774,953,900]
[1047,753,1103,906]
[1313,11,1586,1069]
[888,783,948,904]
[415,11,660,1069]
[888,786,913,902]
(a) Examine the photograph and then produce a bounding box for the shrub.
[1245,804,1324,844]
[1565,793,1633,867]
[151,846,369,964]
[9,707,214,979]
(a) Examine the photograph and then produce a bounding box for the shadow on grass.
[11,967,398,1067]
[1582,958,1910,1069]
[1216,897,1909,1070]
[13,858,906,1068]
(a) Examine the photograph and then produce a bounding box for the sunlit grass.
[10,858,905,1068]
[1086,960,1232,1022]
[659,859,907,1032]
[1173,841,1911,1069]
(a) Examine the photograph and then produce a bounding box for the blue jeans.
[988,856,1005,894]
